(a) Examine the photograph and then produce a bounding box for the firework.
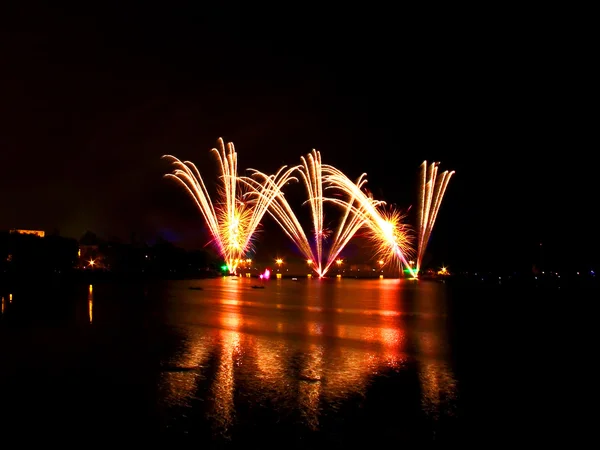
[415,161,454,275]
[163,138,286,274]
[240,160,323,275]
[241,150,374,277]
[242,150,414,277]
[323,167,416,277]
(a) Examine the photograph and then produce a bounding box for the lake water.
[0,276,546,444]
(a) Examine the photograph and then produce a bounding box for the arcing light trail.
[323,167,416,278]
[163,138,284,275]
[243,151,414,278]
[415,161,455,275]
[164,138,452,278]
[242,150,387,278]
[240,151,334,277]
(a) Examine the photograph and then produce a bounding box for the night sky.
[0,3,595,271]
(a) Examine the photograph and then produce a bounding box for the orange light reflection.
[414,283,457,420]
[298,344,323,430]
[211,278,243,433]
[87,285,93,324]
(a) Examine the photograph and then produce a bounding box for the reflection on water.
[157,277,458,438]
[88,285,93,324]
[414,282,457,421]
[298,343,324,429]
[0,277,460,442]
[211,284,243,432]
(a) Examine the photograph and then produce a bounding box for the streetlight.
[276,258,283,271]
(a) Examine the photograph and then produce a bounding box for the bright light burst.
[367,208,413,270]
[163,139,448,278]
[162,138,284,274]
[323,168,416,277]
[415,161,455,276]
[242,150,416,277]
[242,150,382,277]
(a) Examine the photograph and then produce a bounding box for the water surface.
[0,277,461,444]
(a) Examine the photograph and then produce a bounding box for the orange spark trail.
[415,161,454,276]
[162,138,281,274]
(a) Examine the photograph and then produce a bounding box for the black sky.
[0,2,596,270]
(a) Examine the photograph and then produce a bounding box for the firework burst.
[241,150,378,277]
[415,161,454,276]
[323,168,416,277]
[162,138,282,274]
[366,208,413,270]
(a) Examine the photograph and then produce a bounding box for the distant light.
[221,265,228,271]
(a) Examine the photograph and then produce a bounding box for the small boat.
[251,285,265,289]
[188,286,203,290]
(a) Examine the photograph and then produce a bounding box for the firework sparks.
[163,138,282,274]
[241,150,378,277]
[415,161,454,276]
[366,208,413,271]
[243,150,415,277]
[240,160,323,275]
[323,167,416,277]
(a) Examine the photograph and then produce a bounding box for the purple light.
[262,268,271,280]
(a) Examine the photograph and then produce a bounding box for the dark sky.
[0,2,595,270]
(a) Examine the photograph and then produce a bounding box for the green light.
[221,265,228,271]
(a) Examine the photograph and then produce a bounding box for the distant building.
[1,230,78,273]
[10,229,45,238]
